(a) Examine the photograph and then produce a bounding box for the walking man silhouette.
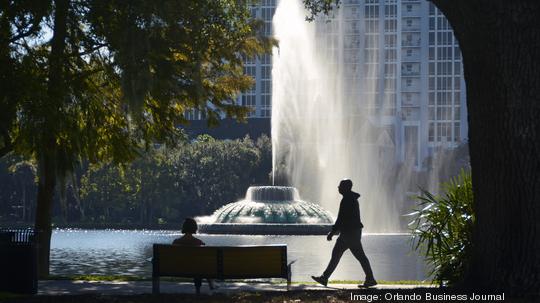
[312,179,377,288]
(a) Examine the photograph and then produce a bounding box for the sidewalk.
[38,280,432,296]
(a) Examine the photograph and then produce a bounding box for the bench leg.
[287,278,291,291]
[287,263,293,291]
[152,276,160,294]
[194,278,202,295]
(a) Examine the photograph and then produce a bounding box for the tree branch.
[0,128,13,158]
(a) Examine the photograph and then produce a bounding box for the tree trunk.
[21,177,26,221]
[433,0,540,295]
[35,154,57,278]
[35,0,69,278]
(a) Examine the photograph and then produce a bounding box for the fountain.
[202,0,458,234]
[200,0,398,234]
[198,186,334,235]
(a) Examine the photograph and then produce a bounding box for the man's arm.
[328,201,344,240]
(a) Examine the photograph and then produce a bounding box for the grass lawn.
[45,275,433,285]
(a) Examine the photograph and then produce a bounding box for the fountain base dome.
[198,186,334,235]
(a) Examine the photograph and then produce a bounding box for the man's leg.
[322,235,349,279]
[347,231,376,282]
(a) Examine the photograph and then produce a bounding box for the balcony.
[402,39,421,47]
[401,99,420,107]
[401,83,420,92]
[401,108,420,121]
[401,70,420,77]
[402,4,421,17]
[401,102,420,108]
[402,55,420,62]
[402,25,421,32]
[402,92,420,105]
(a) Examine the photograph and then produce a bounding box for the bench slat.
[158,246,218,276]
[222,247,284,278]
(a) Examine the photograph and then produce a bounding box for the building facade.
[189,0,467,170]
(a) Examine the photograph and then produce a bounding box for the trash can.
[0,228,38,294]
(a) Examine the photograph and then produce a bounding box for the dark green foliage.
[79,135,271,224]
[409,170,474,286]
[0,135,272,225]
[0,155,37,222]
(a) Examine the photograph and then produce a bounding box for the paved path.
[38,280,432,296]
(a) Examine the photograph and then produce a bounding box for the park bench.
[152,244,292,294]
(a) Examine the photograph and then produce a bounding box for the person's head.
[181,218,198,234]
[338,179,353,194]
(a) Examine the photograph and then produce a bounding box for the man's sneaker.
[311,275,328,287]
[360,279,378,288]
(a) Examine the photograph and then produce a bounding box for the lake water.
[50,229,428,282]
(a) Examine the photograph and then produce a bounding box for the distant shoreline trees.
[0,134,272,226]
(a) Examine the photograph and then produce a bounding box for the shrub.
[409,169,474,286]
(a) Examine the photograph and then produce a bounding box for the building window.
[429,123,435,142]
[384,78,396,91]
[454,123,460,141]
[365,49,380,62]
[406,5,412,12]
[454,106,461,120]
[365,20,379,32]
[365,5,380,18]
[429,18,435,30]
[385,49,397,62]
[365,35,379,47]
[429,107,435,120]
[454,92,461,103]
[384,64,396,77]
[384,19,397,32]
[454,62,461,75]
[454,47,461,60]
[261,80,271,94]
[429,3,436,15]
[384,5,396,17]
[384,35,396,47]
[429,62,435,75]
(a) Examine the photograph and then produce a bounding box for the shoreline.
[1,223,412,236]
[0,222,182,231]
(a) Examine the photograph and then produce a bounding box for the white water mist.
[271,0,401,232]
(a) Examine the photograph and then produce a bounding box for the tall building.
[329,0,468,169]
[240,1,275,118]
[189,0,467,170]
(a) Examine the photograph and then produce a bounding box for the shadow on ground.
[1,288,538,303]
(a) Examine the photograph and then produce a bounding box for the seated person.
[172,218,216,294]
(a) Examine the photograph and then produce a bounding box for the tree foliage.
[80,135,271,224]
[0,135,272,225]
[3,0,273,169]
[1,0,274,276]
